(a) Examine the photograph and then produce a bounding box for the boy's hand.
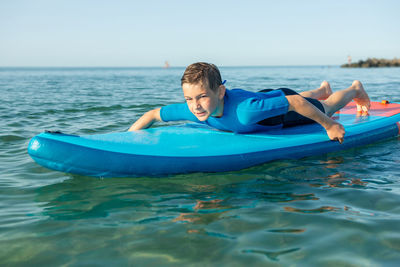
[128,108,161,131]
[325,122,345,144]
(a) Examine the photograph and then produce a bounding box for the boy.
[128,62,370,144]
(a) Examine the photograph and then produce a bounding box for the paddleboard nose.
[27,136,42,157]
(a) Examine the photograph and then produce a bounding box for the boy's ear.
[218,85,226,99]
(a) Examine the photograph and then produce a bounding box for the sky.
[1,0,399,67]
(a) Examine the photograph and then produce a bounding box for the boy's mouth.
[195,111,207,117]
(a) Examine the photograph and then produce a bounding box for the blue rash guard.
[160,88,289,133]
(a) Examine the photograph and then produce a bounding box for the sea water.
[1,66,400,266]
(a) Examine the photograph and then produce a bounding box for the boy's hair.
[181,62,223,92]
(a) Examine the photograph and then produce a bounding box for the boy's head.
[181,62,226,121]
[181,62,223,92]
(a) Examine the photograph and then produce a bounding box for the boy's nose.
[194,100,201,109]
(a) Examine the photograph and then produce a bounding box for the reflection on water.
[284,206,340,213]
[242,248,301,262]
[12,145,395,265]
[173,199,230,224]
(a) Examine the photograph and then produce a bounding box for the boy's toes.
[356,104,369,115]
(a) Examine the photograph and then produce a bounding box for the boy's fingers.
[332,136,344,144]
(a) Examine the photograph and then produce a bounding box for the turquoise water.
[1,66,400,266]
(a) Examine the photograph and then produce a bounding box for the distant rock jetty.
[341,58,400,68]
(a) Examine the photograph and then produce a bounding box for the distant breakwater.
[341,58,400,68]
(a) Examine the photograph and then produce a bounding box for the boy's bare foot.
[300,80,333,100]
[352,80,370,112]
[318,81,333,100]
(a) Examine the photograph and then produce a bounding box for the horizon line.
[0,64,341,68]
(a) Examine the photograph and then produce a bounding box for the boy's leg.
[299,81,332,100]
[260,81,331,100]
[321,80,370,117]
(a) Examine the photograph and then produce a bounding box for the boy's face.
[182,82,225,121]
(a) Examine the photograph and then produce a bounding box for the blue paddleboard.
[28,101,400,177]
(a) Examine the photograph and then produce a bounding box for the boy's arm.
[286,95,345,143]
[128,108,161,131]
